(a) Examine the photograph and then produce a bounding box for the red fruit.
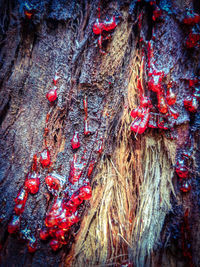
[130,107,142,118]
[45,175,61,191]
[93,19,103,35]
[152,7,162,21]
[141,95,151,108]
[183,11,200,26]
[25,172,40,194]
[27,237,37,253]
[130,111,150,134]
[157,94,168,114]
[40,228,49,240]
[70,193,83,206]
[148,71,164,93]
[53,73,59,86]
[166,88,177,105]
[185,29,200,49]
[71,131,80,150]
[55,229,67,244]
[180,180,191,193]
[46,87,57,102]
[175,160,188,179]
[8,215,20,234]
[14,187,28,215]
[45,198,63,227]
[40,148,51,168]
[69,155,85,184]
[79,185,92,200]
[88,160,95,177]
[103,16,117,32]
[50,239,61,251]
[48,227,57,237]
[69,192,83,206]
[84,119,91,135]
[184,96,198,113]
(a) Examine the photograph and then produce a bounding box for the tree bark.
[0,0,200,266]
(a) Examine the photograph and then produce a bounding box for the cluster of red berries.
[182,9,200,49]
[130,93,152,134]
[175,151,192,193]
[184,78,199,113]
[40,172,92,251]
[8,148,51,252]
[130,74,179,135]
[8,70,101,252]
[93,15,118,54]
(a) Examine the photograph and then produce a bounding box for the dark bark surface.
[0,0,200,266]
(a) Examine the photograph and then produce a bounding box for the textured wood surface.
[0,0,200,266]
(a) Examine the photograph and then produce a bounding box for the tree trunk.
[0,0,200,266]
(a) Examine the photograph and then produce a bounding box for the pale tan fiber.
[71,39,176,267]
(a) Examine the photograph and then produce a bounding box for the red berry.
[45,175,61,191]
[184,96,198,113]
[175,160,189,179]
[71,131,80,150]
[70,194,83,206]
[79,185,92,200]
[183,11,200,26]
[102,16,117,32]
[185,29,200,49]
[53,73,59,86]
[93,19,103,35]
[69,155,85,184]
[180,180,191,193]
[157,94,168,114]
[40,148,51,168]
[8,215,20,234]
[40,228,49,240]
[14,187,28,215]
[46,87,57,102]
[55,229,67,244]
[27,237,37,253]
[166,88,176,105]
[84,119,91,136]
[50,239,61,251]
[25,172,40,194]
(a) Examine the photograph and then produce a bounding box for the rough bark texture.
[0,0,200,266]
